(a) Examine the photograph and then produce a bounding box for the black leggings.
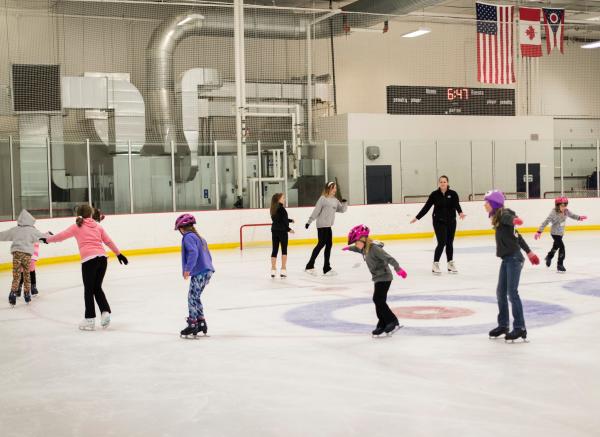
[373,281,399,327]
[306,227,333,272]
[548,235,566,264]
[81,256,110,319]
[271,232,288,257]
[433,220,456,262]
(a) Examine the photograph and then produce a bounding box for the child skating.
[45,205,128,330]
[535,197,587,273]
[343,225,407,337]
[484,190,539,342]
[305,181,348,276]
[0,210,49,306]
[175,214,215,339]
[270,193,294,278]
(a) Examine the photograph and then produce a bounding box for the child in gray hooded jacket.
[0,210,49,305]
[534,197,587,272]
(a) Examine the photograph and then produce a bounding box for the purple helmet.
[174,213,196,230]
[348,224,370,245]
[484,190,505,211]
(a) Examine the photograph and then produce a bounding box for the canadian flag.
[519,7,542,57]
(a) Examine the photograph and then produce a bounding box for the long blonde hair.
[322,181,336,197]
[491,208,504,228]
[180,224,207,250]
[361,237,374,255]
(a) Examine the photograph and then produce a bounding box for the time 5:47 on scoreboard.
[386,85,515,116]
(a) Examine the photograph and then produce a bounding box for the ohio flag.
[543,8,565,54]
[519,7,542,57]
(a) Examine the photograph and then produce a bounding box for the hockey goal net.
[239,223,273,250]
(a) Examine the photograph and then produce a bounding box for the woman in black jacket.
[270,193,294,278]
[410,175,465,274]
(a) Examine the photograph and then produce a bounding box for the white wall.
[1,198,598,265]
[316,114,555,204]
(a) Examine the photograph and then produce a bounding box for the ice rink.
[1,231,600,437]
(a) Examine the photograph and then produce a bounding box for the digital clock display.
[387,86,515,116]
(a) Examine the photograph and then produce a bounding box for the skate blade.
[505,338,529,343]
[79,327,95,331]
[447,270,458,274]
[488,336,507,340]
[383,325,404,337]
[180,334,209,339]
[432,272,442,275]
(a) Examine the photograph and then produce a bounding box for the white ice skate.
[304,268,318,276]
[271,269,277,278]
[447,260,458,274]
[100,312,111,329]
[323,269,338,277]
[432,262,441,275]
[79,318,96,331]
[280,269,287,278]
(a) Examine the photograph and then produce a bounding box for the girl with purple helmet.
[343,225,407,337]
[175,213,215,338]
[484,190,539,342]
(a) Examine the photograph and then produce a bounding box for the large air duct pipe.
[146,12,205,181]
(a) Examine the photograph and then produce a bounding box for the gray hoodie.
[0,210,47,255]
[347,241,400,283]
[537,208,581,236]
[307,196,348,228]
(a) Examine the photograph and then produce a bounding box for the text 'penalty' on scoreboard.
[386,86,515,116]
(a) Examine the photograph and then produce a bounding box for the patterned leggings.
[188,271,213,321]
[12,252,32,293]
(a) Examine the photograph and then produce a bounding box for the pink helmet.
[348,224,370,245]
[174,213,196,230]
[555,196,568,206]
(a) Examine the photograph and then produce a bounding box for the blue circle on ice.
[284,294,572,336]
[562,278,600,298]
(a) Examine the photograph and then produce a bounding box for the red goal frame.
[239,223,271,250]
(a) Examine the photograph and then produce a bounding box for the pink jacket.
[47,218,120,263]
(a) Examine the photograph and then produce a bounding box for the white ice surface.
[1,232,600,437]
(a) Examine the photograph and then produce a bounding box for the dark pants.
[81,256,110,319]
[547,234,566,265]
[496,253,525,330]
[433,220,456,262]
[373,281,398,327]
[19,271,36,287]
[306,227,333,272]
[271,231,288,257]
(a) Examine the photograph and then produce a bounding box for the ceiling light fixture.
[581,41,600,49]
[401,27,431,38]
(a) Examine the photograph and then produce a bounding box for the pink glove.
[579,215,587,221]
[396,267,407,279]
[513,217,523,226]
[527,252,540,265]
[534,232,541,240]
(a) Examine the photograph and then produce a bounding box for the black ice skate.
[488,326,509,339]
[8,291,16,306]
[384,321,403,336]
[15,284,22,298]
[180,318,199,339]
[372,321,386,337]
[505,328,528,343]
[197,318,208,335]
[557,264,566,273]
[24,292,31,304]
[545,254,553,267]
[31,285,38,296]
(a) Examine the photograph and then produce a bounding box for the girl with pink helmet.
[484,190,539,342]
[175,213,215,339]
[343,225,407,337]
[534,197,587,273]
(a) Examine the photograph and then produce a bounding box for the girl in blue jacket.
[175,214,215,338]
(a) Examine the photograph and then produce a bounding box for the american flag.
[476,2,515,84]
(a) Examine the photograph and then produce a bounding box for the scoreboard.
[386,86,515,116]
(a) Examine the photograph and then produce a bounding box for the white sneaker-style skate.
[280,269,287,278]
[304,268,317,276]
[323,269,338,277]
[79,318,96,331]
[100,312,111,328]
[271,269,277,278]
[432,262,441,275]
[447,260,458,274]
